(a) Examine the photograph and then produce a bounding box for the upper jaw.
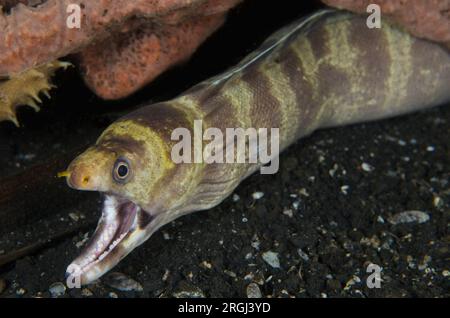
[66,194,158,285]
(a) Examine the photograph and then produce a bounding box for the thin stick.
[0,221,95,267]
[0,147,86,234]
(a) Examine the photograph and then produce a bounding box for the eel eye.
[113,158,131,183]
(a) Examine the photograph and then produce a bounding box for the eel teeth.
[0,60,72,127]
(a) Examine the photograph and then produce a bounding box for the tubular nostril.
[66,168,93,190]
[82,176,90,185]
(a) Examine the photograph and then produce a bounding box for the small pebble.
[68,212,80,222]
[343,276,361,291]
[49,282,66,297]
[16,288,26,296]
[298,188,309,197]
[406,255,415,269]
[232,194,240,202]
[201,261,212,269]
[442,270,450,277]
[426,146,435,152]
[283,209,293,218]
[360,235,381,249]
[292,200,301,210]
[246,283,262,298]
[388,210,430,225]
[433,196,443,209]
[418,255,432,271]
[262,251,280,269]
[162,269,170,282]
[244,273,254,281]
[251,234,260,250]
[104,272,143,292]
[109,292,118,298]
[329,164,339,177]
[252,192,264,200]
[361,162,374,172]
[297,248,309,262]
[173,287,205,298]
[81,288,93,297]
[341,185,350,195]
[224,270,237,278]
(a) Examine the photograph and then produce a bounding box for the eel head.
[61,120,194,285]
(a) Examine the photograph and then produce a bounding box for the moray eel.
[62,10,450,285]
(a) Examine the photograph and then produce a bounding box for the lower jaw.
[67,195,146,284]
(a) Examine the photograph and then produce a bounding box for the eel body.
[63,10,450,284]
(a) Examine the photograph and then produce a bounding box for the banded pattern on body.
[64,10,450,285]
[150,11,450,205]
[103,10,450,212]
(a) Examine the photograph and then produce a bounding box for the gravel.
[262,251,281,269]
[104,272,143,292]
[49,282,66,297]
[246,283,262,298]
[388,211,431,225]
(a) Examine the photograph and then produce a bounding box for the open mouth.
[66,195,154,284]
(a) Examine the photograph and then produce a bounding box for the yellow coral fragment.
[0,61,72,126]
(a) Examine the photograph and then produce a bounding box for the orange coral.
[0,0,447,105]
[0,0,242,99]
[79,13,226,99]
